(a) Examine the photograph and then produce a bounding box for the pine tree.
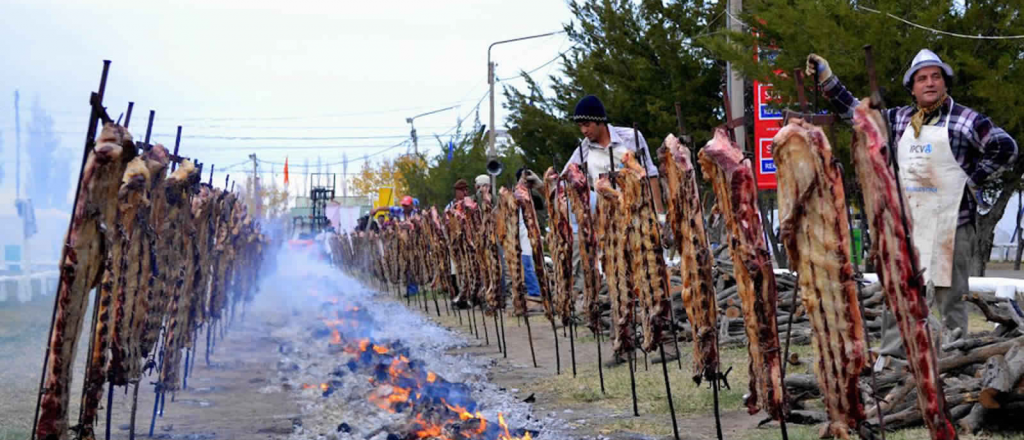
[705,0,1024,274]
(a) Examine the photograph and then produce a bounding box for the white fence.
[0,271,59,303]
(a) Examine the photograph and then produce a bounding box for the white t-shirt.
[518,209,533,256]
[561,124,660,184]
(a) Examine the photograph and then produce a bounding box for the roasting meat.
[659,134,719,384]
[851,100,956,440]
[564,164,601,333]
[698,128,788,420]
[595,175,634,355]
[159,160,198,392]
[37,123,134,440]
[498,188,527,316]
[478,192,504,313]
[774,118,867,438]
[514,182,554,322]
[544,167,574,326]
[618,152,671,353]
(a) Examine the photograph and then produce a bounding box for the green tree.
[504,0,727,175]
[705,0,1024,274]
[397,129,526,210]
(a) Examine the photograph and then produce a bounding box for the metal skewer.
[634,124,680,440]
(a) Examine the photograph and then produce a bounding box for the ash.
[250,253,570,440]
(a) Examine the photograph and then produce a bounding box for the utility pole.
[249,153,259,218]
[14,90,21,198]
[342,153,348,199]
[727,0,746,151]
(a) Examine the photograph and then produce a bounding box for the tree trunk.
[1014,192,1023,271]
[972,187,1016,277]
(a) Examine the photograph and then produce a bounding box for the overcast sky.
[0,0,575,198]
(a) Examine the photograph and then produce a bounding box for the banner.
[373,187,394,219]
[753,80,781,190]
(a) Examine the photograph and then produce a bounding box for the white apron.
[896,100,967,287]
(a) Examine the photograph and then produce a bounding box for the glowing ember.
[372,345,389,355]
[359,339,370,352]
[330,329,341,344]
[427,371,437,383]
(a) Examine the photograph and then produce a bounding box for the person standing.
[806,50,1017,353]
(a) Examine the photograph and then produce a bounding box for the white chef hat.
[903,49,954,88]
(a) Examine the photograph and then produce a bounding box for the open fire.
[303,290,538,440]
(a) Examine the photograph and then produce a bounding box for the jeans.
[407,283,418,297]
[522,255,541,297]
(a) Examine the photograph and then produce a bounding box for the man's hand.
[805,54,832,84]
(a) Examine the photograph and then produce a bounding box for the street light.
[487,30,566,160]
[487,30,565,196]
[406,105,459,155]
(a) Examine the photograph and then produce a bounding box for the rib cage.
[851,101,956,440]
[659,134,719,384]
[774,119,867,438]
[543,168,574,326]
[564,164,601,333]
[595,175,634,354]
[698,128,788,420]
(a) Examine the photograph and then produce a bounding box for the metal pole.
[171,126,182,172]
[144,110,155,145]
[14,90,21,198]
[487,30,565,158]
[727,0,745,150]
[124,102,134,129]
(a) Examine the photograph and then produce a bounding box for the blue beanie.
[572,95,608,123]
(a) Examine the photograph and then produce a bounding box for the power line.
[855,5,1024,40]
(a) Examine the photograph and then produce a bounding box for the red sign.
[753,80,781,190]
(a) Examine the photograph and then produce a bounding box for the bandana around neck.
[910,92,948,138]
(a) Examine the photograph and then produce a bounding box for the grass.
[521,343,818,420]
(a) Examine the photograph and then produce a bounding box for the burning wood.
[699,128,788,420]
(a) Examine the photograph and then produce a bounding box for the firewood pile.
[32,61,274,440]
[782,292,1024,435]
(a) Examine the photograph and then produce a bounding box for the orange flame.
[373,345,389,355]
[427,371,437,383]
[320,383,329,392]
[330,329,341,345]
[359,339,370,352]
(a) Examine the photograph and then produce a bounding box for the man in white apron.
[806,50,1018,357]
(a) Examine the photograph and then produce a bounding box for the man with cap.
[561,95,665,216]
[806,50,1017,354]
[371,195,417,222]
[561,95,676,363]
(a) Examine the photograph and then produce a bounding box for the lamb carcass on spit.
[543,167,574,326]
[698,128,788,420]
[595,174,634,355]
[659,134,719,385]
[37,123,135,440]
[564,163,602,334]
[618,152,671,353]
[851,100,956,440]
[774,118,867,439]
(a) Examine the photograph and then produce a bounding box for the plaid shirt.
[823,75,1018,225]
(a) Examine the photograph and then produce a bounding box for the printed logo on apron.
[896,99,967,287]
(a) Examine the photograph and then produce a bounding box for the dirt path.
[419,302,765,440]
[0,298,298,440]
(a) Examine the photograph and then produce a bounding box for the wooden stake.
[524,312,538,368]
[659,342,680,440]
